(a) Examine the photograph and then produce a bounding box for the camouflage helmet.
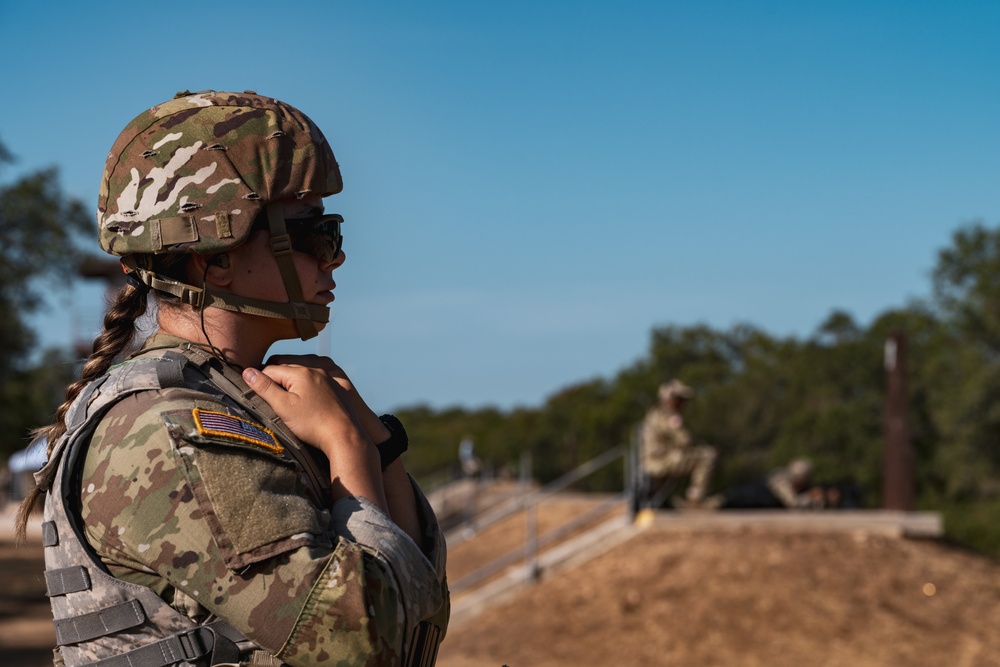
[658,379,693,402]
[787,458,813,483]
[98,90,343,340]
[99,90,341,255]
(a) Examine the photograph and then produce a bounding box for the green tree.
[393,218,1000,556]
[0,139,92,460]
[934,221,1000,348]
[928,221,1000,499]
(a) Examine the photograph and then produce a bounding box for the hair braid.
[14,283,149,543]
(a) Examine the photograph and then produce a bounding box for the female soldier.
[17,90,448,667]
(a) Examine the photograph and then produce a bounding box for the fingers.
[248,362,381,446]
[242,367,281,395]
[245,364,318,396]
[264,355,357,397]
[248,364,345,409]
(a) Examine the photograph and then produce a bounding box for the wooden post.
[883,331,915,511]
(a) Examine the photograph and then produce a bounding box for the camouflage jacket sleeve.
[641,407,693,454]
[766,470,811,509]
[80,387,447,666]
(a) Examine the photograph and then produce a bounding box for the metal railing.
[450,443,631,595]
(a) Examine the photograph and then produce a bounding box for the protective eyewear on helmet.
[287,213,343,262]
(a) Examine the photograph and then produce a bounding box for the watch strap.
[377,414,409,470]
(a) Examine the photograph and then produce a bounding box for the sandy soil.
[4,501,1000,667]
[0,540,55,667]
[438,528,1000,667]
[446,493,623,584]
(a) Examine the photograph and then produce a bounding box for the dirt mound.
[0,541,54,667]
[437,527,1000,667]
[5,503,999,667]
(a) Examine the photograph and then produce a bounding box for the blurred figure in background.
[639,379,718,509]
[722,457,825,510]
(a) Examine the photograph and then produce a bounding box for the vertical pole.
[519,450,531,498]
[627,426,638,521]
[521,451,539,581]
[526,498,539,581]
[883,331,915,511]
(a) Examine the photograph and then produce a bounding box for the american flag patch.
[192,408,283,455]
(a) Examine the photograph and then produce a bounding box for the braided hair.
[13,256,186,542]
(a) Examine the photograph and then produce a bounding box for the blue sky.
[1,1,998,411]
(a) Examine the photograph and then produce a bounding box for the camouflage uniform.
[765,458,817,509]
[639,381,716,503]
[35,90,450,667]
[37,334,448,666]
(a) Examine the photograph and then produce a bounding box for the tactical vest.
[36,347,325,667]
[37,344,442,667]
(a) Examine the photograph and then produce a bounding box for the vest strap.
[42,520,59,547]
[244,650,289,666]
[159,347,331,507]
[405,621,444,667]
[88,622,238,667]
[45,566,90,597]
[54,599,145,645]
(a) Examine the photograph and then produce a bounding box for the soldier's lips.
[315,290,335,304]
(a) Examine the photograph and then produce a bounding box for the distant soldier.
[639,380,718,508]
[459,437,482,480]
[766,458,819,509]
[721,457,823,510]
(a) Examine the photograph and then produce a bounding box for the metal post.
[883,331,915,511]
[519,450,531,497]
[626,427,638,521]
[520,451,540,581]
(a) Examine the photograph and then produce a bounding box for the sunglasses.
[255,212,344,262]
[287,213,344,262]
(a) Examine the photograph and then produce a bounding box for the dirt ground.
[4,503,1000,667]
[0,539,55,667]
[438,528,1000,667]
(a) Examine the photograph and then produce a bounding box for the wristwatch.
[376,414,409,470]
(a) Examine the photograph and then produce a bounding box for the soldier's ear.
[192,253,233,287]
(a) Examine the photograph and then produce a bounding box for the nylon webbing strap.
[145,272,205,307]
[153,216,199,250]
[42,521,58,547]
[244,651,288,666]
[204,290,329,323]
[215,211,233,239]
[126,267,330,324]
[404,622,443,667]
[89,624,214,667]
[168,346,331,506]
[45,566,91,597]
[54,599,145,645]
[266,201,318,340]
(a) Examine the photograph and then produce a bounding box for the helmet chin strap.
[121,203,329,341]
[263,201,321,340]
[124,264,330,333]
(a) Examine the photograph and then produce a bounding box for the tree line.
[2,139,999,555]
[397,227,1000,556]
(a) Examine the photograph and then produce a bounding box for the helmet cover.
[98,90,342,257]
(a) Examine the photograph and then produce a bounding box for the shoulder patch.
[192,408,283,455]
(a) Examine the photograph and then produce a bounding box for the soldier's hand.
[243,365,387,507]
[243,363,361,447]
[266,354,353,393]
[264,354,389,443]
